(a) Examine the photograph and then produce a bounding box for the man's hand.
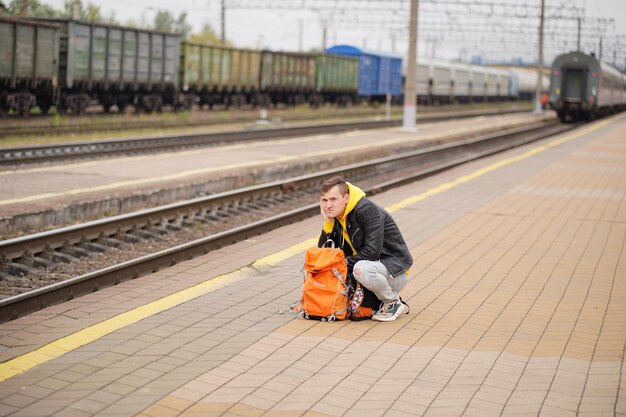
[320,197,332,222]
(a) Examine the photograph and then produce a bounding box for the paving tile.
[140,403,181,417]
[66,397,109,414]
[53,407,93,417]
[0,393,38,408]
[10,403,67,417]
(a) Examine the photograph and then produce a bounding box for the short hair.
[320,176,349,195]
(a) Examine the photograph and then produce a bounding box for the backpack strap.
[322,239,336,248]
[279,300,302,316]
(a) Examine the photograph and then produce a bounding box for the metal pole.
[386,93,391,121]
[298,20,303,52]
[533,0,545,114]
[221,0,225,45]
[577,18,581,51]
[402,0,418,131]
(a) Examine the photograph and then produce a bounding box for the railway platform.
[0,113,624,417]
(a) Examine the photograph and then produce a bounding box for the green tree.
[7,0,62,17]
[188,22,224,45]
[175,12,192,38]
[62,0,117,24]
[188,22,237,47]
[150,9,191,38]
[153,9,175,31]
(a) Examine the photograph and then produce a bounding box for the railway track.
[0,106,382,137]
[0,108,527,165]
[0,119,579,322]
[0,105,529,139]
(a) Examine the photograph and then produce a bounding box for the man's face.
[320,185,349,219]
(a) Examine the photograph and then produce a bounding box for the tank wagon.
[549,52,625,122]
[0,16,60,117]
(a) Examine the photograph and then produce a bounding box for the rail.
[0,108,525,165]
[0,120,577,322]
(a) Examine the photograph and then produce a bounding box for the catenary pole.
[221,0,226,45]
[577,17,581,51]
[402,0,418,131]
[533,0,545,114]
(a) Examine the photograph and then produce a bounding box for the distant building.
[470,55,483,65]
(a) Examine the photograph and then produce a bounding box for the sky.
[39,0,626,68]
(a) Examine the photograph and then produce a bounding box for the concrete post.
[533,0,545,115]
[402,0,419,131]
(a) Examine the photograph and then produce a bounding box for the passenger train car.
[1,15,546,118]
[549,52,625,122]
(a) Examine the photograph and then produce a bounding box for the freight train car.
[2,17,543,118]
[0,16,59,117]
[179,43,359,108]
[505,67,549,101]
[313,53,359,106]
[407,58,517,104]
[42,18,181,114]
[259,50,317,106]
[549,51,625,122]
[180,42,261,109]
[450,63,472,103]
[326,45,403,103]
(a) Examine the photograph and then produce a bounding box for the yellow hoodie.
[322,182,366,255]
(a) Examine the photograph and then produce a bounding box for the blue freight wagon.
[325,45,403,102]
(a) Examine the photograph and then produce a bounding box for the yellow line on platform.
[0,268,249,382]
[0,115,618,383]
[387,116,619,213]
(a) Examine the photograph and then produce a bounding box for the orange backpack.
[299,244,349,321]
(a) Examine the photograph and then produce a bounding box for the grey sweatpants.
[353,260,408,303]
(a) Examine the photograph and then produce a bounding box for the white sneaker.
[372,298,409,322]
